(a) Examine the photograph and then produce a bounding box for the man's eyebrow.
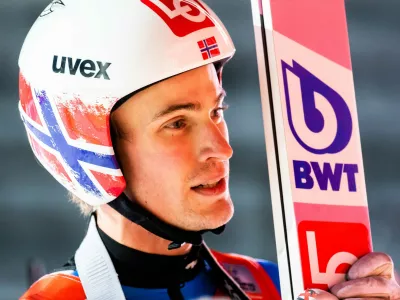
[152,89,227,121]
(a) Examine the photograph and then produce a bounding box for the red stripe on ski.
[270,0,352,70]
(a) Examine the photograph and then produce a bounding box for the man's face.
[111,64,234,231]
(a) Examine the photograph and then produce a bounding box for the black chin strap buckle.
[168,242,183,250]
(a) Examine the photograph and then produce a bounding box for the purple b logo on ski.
[272,32,366,206]
[281,60,352,154]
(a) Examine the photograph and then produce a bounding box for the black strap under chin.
[108,193,225,250]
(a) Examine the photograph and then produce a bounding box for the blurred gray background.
[1,0,399,299]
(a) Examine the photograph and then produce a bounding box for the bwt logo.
[141,0,215,37]
[282,60,353,155]
[282,60,358,192]
[52,56,111,80]
[293,160,358,192]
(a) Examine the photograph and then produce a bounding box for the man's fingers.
[330,276,400,299]
[347,252,394,280]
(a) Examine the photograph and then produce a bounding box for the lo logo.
[141,0,215,37]
[298,221,371,289]
[150,0,206,22]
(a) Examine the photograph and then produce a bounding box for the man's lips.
[191,173,228,188]
[191,177,227,196]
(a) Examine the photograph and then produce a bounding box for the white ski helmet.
[18,0,235,206]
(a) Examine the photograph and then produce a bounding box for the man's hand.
[297,252,400,299]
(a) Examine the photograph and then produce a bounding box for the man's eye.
[165,119,186,129]
[212,105,229,119]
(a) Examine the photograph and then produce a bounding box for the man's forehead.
[158,85,225,107]
[113,64,222,116]
[151,88,226,121]
[151,69,224,106]
[157,64,220,91]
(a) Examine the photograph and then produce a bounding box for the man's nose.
[198,122,233,162]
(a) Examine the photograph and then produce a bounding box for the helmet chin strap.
[107,193,226,250]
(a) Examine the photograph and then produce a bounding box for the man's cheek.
[158,143,194,164]
[149,150,192,180]
[156,149,190,166]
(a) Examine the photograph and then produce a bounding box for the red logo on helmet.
[298,221,372,290]
[141,0,215,37]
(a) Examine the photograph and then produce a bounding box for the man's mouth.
[191,178,227,196]
[195,181,219,188]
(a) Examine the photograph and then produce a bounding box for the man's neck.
[96,204,192,256]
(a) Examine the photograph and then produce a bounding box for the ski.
[249,0,373,298]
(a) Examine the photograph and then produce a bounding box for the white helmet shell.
[18,0,235,206]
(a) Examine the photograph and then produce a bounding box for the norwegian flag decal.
[197,36,220,60]
[19,74,125,201]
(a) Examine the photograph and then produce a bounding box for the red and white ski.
[249,0,373,298]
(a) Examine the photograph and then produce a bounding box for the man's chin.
[201,196,234,230]
[176,194,234,231]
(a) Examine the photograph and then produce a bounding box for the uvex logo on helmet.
[141,0,215,37]
[52,55,112,80]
